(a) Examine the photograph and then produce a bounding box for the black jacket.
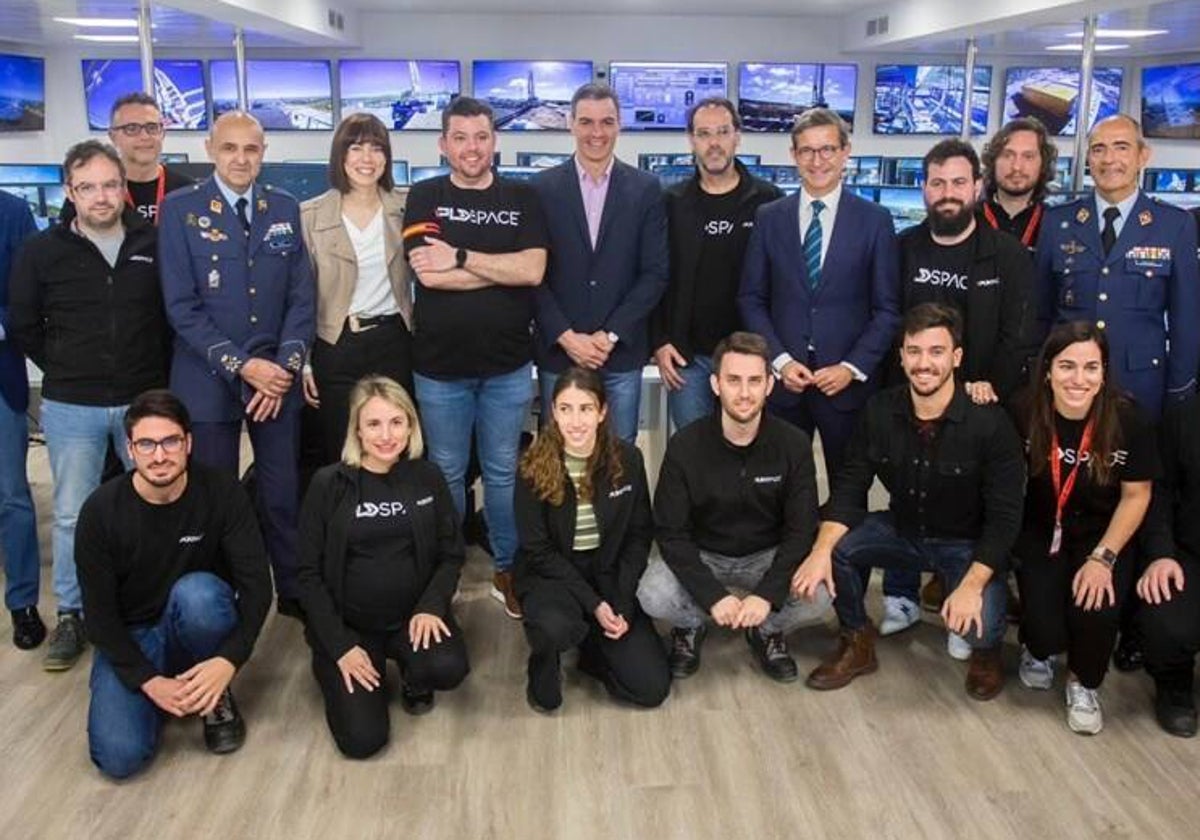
[651,160,782,361]
[513,440,652,618]
[8,208,169,405]
[827,384,1026,572]
[298,459,465,660]
[654,412,819,610]
[897,220,1038,400]
[1142,395,1200,566]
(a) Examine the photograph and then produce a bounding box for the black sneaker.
[400,683,435,716]
[526,652,562,713]
[1155,685,1198,738]
[746,628,799,683]
[42,612,86,671]
[11,606,46,650]
[203,688,246,754]
[668,625,707,679]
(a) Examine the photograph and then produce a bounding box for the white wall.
[2,12,1198,170]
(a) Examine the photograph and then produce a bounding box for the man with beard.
[76,390,272,778]
[879,140,1038,640]
[9,141,171,671]
[793,304,1024,699]
[638,331,830,683]
[979,117,1058,251]
[652,97,781,432]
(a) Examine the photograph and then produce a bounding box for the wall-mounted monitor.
[392,160,410,186]
[472,60,593,131]
[0,54,46,131]
[738,63,857,132]
[496,165,544,182]
[884,157,925,187]
[82,59,208,131]
[878,186,927,232]
[339,59,460,131]
[608,61,727,131]
[212,59,334,131]
[1002,66,1122,136]
[411,165,451,183]
[257,163,329,202]
[873,64,991,135]
[845,156,882,186]
[0,164,61,184]
[160,152,190,163]
[1141,63,1200,140]
[515,152,572,168]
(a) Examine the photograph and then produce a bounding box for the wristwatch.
[455,247,468,269]
[1088,546,1117,569]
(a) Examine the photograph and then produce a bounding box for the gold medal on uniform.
[1139,210,1152,226]
[210,199,222,215]
[1076,207,1090,224]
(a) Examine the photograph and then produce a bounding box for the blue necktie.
[804,199,824,290]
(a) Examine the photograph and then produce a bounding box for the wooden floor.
[2,443,1199,840]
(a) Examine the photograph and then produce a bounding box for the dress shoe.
[491,571,523,619]
[745,628,799,683]
[526,652,562,713]
[1154,685,1198,738]
[11,606,46,650]
[667,625,707,679]
[965,645,1005,701]
[203,689,247,754]
[400,683,435,716]
[1112,637,1144,672]
[806,624,878,691]
[920,577,945,613]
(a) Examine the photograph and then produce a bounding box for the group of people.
[1,80,1199,781]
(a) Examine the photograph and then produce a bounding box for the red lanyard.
[125,166,166,226]
[982,201,1043,248]
[1049,416,1095,556]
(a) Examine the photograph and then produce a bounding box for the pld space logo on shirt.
[705,219,736,236]
[1057,447,1129,467]
[913,268,967,290]
[435,206,521,227]
[356,501,408,518]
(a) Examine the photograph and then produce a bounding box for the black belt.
[346,313,401,333]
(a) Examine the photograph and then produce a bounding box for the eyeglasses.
[130,435,186,456]
[794,144,843,162]
[70,180,124,199]
[693,126,736,141]
[111,122,164,138]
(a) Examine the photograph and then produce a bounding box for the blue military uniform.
[159,175,315,599]
[1035,191,1200,420]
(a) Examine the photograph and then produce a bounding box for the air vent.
[866,15,890,37]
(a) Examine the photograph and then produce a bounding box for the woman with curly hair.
[515,367,670,712]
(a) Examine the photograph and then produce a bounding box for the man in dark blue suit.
[0,191,42,649]
[1036,114,1199,422]
[738,108,901,481]
[159,112,315,616]
[533,83,668,443]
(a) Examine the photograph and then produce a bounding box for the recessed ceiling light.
[73,34,142,43]
[54,17,139,28]
[1046,43,1130,52]
[1064,29,1167,38]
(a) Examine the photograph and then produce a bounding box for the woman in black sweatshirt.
[298,376,469,758]
[515,366,670,712]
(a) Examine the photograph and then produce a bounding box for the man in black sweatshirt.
[638,331,829,683]
[76,390,272,779]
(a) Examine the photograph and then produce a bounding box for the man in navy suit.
[738,108,901,482]
[159,112,315,616]
[533,83,668,443]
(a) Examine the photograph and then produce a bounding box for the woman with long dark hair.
[515,367,670,712]
[1014,321,1157,734]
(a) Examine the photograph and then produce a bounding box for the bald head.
[207,111,266,193]
[1088,113,1145,148]
[1086,113,1150,203]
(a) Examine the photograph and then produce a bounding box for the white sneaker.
[1065,679,1104,735]
[946,632,971,661]
[880,596,920,636]
[1019,646,1055,690]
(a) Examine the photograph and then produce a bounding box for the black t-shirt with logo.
[689,187,750,355]
[126,167,194,223]
[403,175,549,378]
[902,233,972,315]
[343,470,420,632]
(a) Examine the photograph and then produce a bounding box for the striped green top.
[565,453,601,551]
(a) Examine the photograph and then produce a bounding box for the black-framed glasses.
[111,122,164,138]
[131,435,186,456]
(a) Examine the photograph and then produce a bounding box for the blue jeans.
[0,395,39,610]
[41,399,131,612]
[415,363,533,572]
[88,572,238,780]
[540,367,642,444]
[831,512,1007,648]
[666,353,714,434]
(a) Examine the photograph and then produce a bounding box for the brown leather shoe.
[491,571,523,619]
[806,624,878,690]
[920,576,945,613]
[966,645,1005,701]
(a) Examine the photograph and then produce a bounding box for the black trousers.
[1017,545,1134,689]
[1138,554,1200,691]
[522,579,670,709]
[310,318,413,465]
[310,614,469,759]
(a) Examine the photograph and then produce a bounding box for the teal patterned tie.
[804,199,824,290]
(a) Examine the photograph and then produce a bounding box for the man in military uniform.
[1035,114,1199,422]
[158,111,315,617]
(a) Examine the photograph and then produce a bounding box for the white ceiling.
[347,0,873,14]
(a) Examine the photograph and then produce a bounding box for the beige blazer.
[299,186,412,345]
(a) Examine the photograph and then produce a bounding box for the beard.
[927,199,974,237]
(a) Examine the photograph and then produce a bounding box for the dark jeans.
[1016,539,1133,689]
[831,512,1007,648]
[522,578,670,709]
[1138,554,1200,692]
[310,615,469,759]
[87,572,237,780]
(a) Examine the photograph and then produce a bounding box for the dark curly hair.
[981,117,1059,204]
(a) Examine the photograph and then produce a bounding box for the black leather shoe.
[203,689,246,754]
[11,606,46,650]
[276,597,304,621]
[1155,687,1198,738]
[746,628,799,683]
[668,625,707,679]
[1112,638,1144,672]
[526,652,562,713]
[400,683,435,716]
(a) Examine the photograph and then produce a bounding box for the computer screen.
[1141,63,1200,140]
[515,152,572,168]
[82,59,208,130]
[1002,66,1122,136]
[0,164,61,184]
[411,165,451,183]
[609,62,728,131]
[0,54,46,131]
[392,161,410,186]
[472,60,594,131]
[877,187,927,232]
[211,60,334,131]
[738,63,857,132]
[257,163,330,202]
[339,59,461,131]
[873,64,991,135]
